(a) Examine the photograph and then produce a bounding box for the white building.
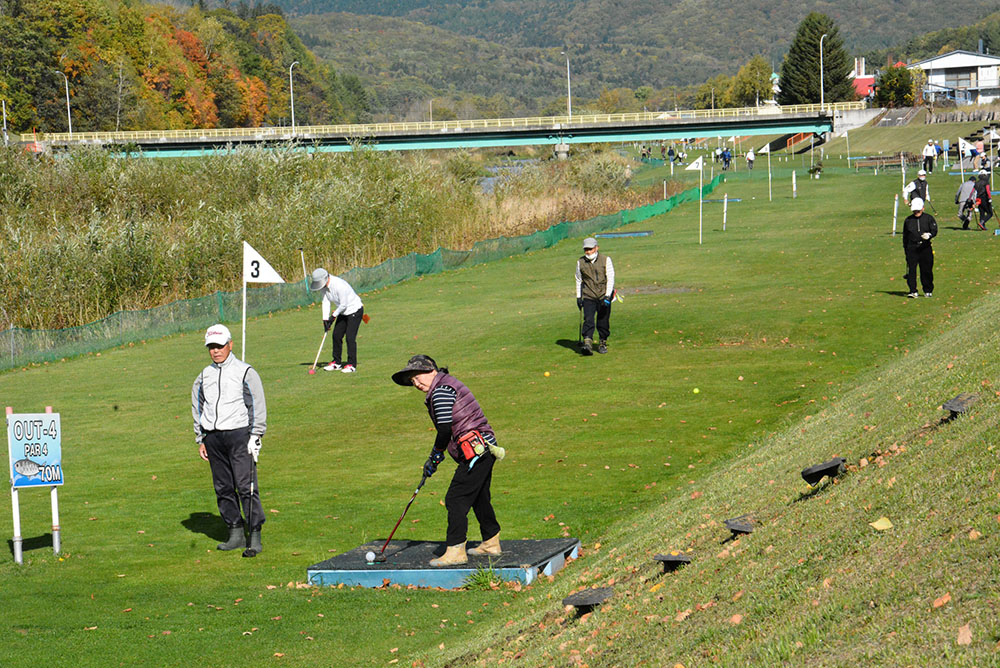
[908,50,1000,105]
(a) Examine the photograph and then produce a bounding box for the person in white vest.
[310,268,365,373]
[191,324,267,557]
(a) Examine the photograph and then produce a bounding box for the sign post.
[7,406,63,564]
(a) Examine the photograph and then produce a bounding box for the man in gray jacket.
[192,324,268,557]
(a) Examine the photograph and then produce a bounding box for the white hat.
[917,169,926,176]
[204,324,232,347]
[910,197,924,211]
[927,139,933,144]
[309,268,330,291]
[979,169,989,176]
[583,237,598,249]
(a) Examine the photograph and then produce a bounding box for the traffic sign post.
[7,406,63,564]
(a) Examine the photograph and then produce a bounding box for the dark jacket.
[902,212,937,250]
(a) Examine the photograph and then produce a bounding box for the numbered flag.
[958,137,974,156]
[685,155,703,171]
[243,241,285,284]
[758,144,770,154]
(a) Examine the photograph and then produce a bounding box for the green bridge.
[18,102,864,157]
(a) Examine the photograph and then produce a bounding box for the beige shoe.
[467,533,502,557]
[429,542,467,566]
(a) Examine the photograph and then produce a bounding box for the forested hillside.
[275,0,1000,84]
[0,0,369,134]
[863,10,1000,64]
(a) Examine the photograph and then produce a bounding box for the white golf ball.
[365,550,376,563]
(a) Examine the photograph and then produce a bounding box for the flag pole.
[699,160,703,245]
[959,137,965,182]
[767,147,772,202]
[241,278,247,361]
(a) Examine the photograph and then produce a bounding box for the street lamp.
[429,99,433,122]
[819,33,828,109]
[711,86,715,111]
[54,69,72,136]
[288,60,299,134]
[560,51,572,119]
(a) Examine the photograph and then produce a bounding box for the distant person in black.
[667,146,675,163]
[902,197,937,298]
[975,169,993,228]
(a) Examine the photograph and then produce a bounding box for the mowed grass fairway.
[2,160,997,666]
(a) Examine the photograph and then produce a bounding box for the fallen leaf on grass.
[84,626,98,631]
[675,609,692,622]
[729,614,743,625]
[969,529,982,540]
[869,517,893,531]
[732,589,744,602]
[649,582,664,593]
[933,593,951,608]
[957,623,972,645]
[273,653,284,658]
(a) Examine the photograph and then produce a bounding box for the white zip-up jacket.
[320,275,364,320]
[192,353,267,443]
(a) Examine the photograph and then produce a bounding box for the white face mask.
[584,250,597,260]
[919,176,926,181]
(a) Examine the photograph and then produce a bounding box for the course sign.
[8,413,63,488]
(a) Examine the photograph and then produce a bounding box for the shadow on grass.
[555,339,584,354]
[877,290,915,297]
[181,512,228,542]
[7,533,54,555]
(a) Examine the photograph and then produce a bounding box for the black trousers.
[905,245,934,294]
[204,427,264,530]
[923,156,934,173]
[445,452,500,546]
[582,298,611,341]
[981,201,994,227]
[331,307,363,366]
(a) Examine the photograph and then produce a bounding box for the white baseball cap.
[910,197,924,211]
[917,169,926,176]
[204,324,232,347]
[927,139,933,144]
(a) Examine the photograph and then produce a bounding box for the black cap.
[800,457,846,486]
[391,354,438,386]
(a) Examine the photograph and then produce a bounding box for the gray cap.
[391,354,438,386]
[309,268,329,291]
[583,237,598,249]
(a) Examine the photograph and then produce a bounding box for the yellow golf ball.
[544,371,550,377]
[693,388,700,394]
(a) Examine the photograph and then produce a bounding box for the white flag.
[958,137,974,156]
[758,144,770,154]
[686,155,703,171]
[987,129,1000,141]
[243,241,285,284]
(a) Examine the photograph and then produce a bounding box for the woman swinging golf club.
[392,355,505,566]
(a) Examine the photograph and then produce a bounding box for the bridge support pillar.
[554,143,570,160]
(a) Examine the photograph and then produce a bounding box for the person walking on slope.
[974,169,994,228]
[746,148,755,171]
[192,324,268,557]
[392,355,505,566]
[902,198,937,299]
[309,268,365,373]
[956,175,978,229]
[903,170,929,206]
[921,139,936,173]
[575,237,615,355]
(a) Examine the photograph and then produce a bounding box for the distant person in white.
[746,148,755,171]
[309,268,365,373]
[922,139,936,173]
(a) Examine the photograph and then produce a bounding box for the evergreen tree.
[777,13,854,105]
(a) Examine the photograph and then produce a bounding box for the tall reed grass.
[0,144,673,328]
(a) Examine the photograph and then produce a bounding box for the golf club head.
[374,553,387,563]
[241,548,257,558]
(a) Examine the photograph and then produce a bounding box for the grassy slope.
[2,145,999,665]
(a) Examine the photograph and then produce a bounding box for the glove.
[921,232,931,240]
[247,435,262,463]
[576,298,584,309]
[601,295,612,307]
[323,317,334,332]
[423,448,445,478]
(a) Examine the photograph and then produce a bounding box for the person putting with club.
[309,268,364,373]
[192,324,267,557]
[902,198,937,299]
[575,237,615,355]
[392,355,505,566]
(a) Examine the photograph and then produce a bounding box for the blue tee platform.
[307,537,581,589]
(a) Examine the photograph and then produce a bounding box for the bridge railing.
[19,101,864,144]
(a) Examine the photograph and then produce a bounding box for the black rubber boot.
[217,525,244,551]
[242,530,262,558]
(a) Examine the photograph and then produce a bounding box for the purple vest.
[425,372,493,462]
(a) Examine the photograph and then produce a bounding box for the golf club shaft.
[311,330,328,371]
[378,475,427,555]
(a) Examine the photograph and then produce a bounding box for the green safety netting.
[0,175,723,371]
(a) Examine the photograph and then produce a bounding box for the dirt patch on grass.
[622,284,698,295]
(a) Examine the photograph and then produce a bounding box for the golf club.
[242,456,257,558]
[373,473,428,563]
[309,330,329,374]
